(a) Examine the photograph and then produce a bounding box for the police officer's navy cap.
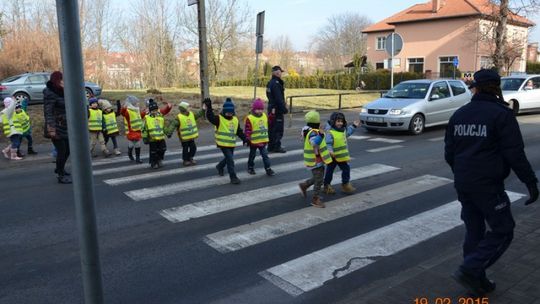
[473,69,501,86]
[272,65,284,72]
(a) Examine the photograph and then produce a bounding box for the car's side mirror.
[430,94,440,101]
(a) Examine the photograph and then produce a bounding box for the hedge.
[215,70,424,90]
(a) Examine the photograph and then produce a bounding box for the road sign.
[256,11,265,36]
[255,36,263,54]
[453,57,459,67]
[188,0,198,6]
[385,33,403,57]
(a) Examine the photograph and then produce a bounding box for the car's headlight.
[388,109,404,115]
[360,108,367,113]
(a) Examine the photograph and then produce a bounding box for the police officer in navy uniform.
[445,69,539,296]
[266,65,288,153]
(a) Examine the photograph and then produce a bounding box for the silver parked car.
[501,74,540,114]
[0,72,102,104]
[359,79,471,135]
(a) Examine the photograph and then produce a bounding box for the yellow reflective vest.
[14,111,31,134]
[125,108,143,133]
[88,108,103,131]
[177,111,199,141]
[304,129,332,167]
[2,113,24,136]
[103,112,119,135]
[215,115,238,147]
[329,129,350,162]
[144,115,165,141]
[246,113,268,144]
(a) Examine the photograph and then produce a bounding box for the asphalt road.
[1,110,540,304]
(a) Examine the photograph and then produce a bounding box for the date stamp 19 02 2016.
[413,297,489,304]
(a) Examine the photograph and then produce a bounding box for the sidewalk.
[337,201,540,304]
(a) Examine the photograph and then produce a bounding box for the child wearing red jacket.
[244,98,275,176]
[120,95,171,163]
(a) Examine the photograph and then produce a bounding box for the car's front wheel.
[408,114,425,135]
[509,99,520,115]
[13,92,30,103]
[85,88,93,99]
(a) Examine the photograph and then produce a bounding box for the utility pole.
[189,0,210,102]
[55,1,104,303]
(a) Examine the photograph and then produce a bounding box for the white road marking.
[104,149,303,185]
[348,135,370,140]
[124,160,306,201]
[428,136,445,142]
[91,143,242,166]
[204,175,453,253]
[366,145,404,153]
[93,149,251,176]
[159,164,400,223]
[260,191,524,296]
[367,138,404,144]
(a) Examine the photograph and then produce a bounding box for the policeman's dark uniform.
[444,69,538,294]
[266,66,288,152]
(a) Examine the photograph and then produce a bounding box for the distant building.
[527,43,540,63]
[362,0,535,76]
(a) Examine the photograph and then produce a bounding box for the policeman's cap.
[272,66,284,72]
[473,69,501,86]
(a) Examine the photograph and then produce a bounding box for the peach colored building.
[362,0,534,77]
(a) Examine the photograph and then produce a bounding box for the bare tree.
[311,13,371,71]
[271,35,294,70]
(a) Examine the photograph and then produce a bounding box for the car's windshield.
[384,82,430,99]
[501,78,526,91]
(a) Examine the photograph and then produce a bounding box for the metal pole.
[55,1,104,303]
[197,0,210,102]
[253,52,260,99]
[288,97,293,128]
[390,33,394,89]
[338,94,342,110]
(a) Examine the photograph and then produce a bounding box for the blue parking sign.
[453,57,459,67]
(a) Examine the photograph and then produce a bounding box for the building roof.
[362,0,535,33]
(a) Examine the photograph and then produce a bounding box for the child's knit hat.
[148,100,159,112]
[88,97,99,105]
[222,98,235,114]
[305,110,320,124]
[3,97,13,108]
[252,98,264,110]
[179,101,190,111]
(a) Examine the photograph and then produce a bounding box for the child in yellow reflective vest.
[323,112,360,195]
[165,101,204,166]
[88,97,110,157]
[142,100,166,169]
[100,99,122,156]
[298,110,333,208]
[244,98,275,176]
[203,97,248,184]
[1,97,24,160]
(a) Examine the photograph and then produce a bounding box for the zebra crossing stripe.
[124,160,306,201]
[159,164,400,223]
[204,175,453,253]
[428,136,445,142]
[349,135,370,140]
[367,138,404,144]
[93,149,251,176]
[259,191,524,296]
[103,149,303,185]
[91,143,242,166]
[366,145,403,153]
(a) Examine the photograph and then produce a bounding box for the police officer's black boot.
[128,147,134,161]
[135,148,143,164]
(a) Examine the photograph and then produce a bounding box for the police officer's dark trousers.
[457,190,515,278]
[269,114,284,151]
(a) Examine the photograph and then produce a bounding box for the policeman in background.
[445,69,539,296]
[266,65,288,153]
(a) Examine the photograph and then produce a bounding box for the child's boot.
[114,148,121,155]
[265,168,275,176]
[230,174,241,184]
[247,167,256,175]
[183,160,191,166]
[17,149,25,158]
[102,149,111,158]
[298,182,309,198]
[2,145,10,159]
[311,195,325,208]
[323,184,336,195]
[10,148,23,160]
[341,183,356,195]
[128,147,134,161]
[190,158,197,165]
[27,147,37,155]
[135,148,143,164]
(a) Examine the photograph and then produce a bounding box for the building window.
[376,37,386,50]
[408,58,424,73]
[439,56,458,78]
[480,56,493,69]
[375,62,384,70]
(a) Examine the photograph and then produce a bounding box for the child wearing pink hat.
[244,98,274,176]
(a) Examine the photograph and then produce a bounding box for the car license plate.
[367,117,384,123]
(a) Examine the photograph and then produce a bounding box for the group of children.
[1,97,36,161]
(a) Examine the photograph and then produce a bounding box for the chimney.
[432,0,441,12]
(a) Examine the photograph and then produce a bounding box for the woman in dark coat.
[43,71,71,184]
